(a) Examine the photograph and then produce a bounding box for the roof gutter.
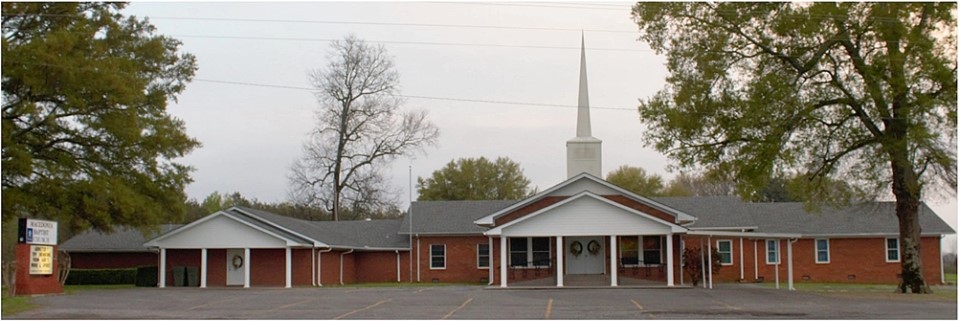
[686,230,801,239]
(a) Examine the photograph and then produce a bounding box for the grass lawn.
[945,273,956,284]
[759,281,957,301]
[64,284,135,294]
[1,287,36,317]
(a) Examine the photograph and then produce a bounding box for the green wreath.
[232,254,244,269]
[587,240,602,255]
[570,241,583,256]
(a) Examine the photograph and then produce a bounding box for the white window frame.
[814,238,830,264]
[430,244,446,270]
[766,239,780,264]
[716,239,733,266]
[885,237,900,263]
[509,237,551,268]
[477,243,490,269]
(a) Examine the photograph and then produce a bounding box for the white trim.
[477,243,490,269]
[814,238,830,264]
[687,230,801,239]
[485,191,687,236]
[766,239,780,264]
[473,173,696,226]
[885,237,900,262]
[688,226,758,231]
[429,244,446,270]
[716,240,733,266]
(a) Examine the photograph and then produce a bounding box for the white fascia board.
[484,191,688,236]
[800,232,950,238]
[688,226,758,231]
[229,207,329,248]
[143,210,230,247]
[686,230,801,239]
[474,173,696,226]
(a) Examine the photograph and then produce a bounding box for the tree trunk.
[890,149,931,293]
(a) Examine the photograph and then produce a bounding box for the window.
[886,238,900,262]
[620,236,640,265]
[477,244,490,269]
[642,236,662,265]
[430,244,445,269]
[815,239,830,263]
[766,239,780,264]
[717,240,733,265]
[509,237,551,267]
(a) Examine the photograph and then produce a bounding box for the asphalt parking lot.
[9,284,957,319]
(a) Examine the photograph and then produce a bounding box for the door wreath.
[232,254,244,269]
[587,240,601,255]
[570,241,583,256]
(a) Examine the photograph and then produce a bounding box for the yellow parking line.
[544,298,554,319]
[442,297,473,319]
[333,298,392,320]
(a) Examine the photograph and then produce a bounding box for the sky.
[122,2,957,251]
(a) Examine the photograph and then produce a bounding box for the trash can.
[186,266,200,287]
[172,266,185,287]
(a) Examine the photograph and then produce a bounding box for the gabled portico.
[484,191,686,288]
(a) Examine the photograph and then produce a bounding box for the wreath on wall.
[232,254,244,270]
[587,240,602,255]
[570,241,583,256]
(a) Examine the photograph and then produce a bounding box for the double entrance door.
[565,236,604,275]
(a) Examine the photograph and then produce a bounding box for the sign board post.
[15,218,64,296]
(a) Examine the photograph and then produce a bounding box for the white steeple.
[566,34,603,178]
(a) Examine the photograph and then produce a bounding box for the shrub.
[682,246,722,286]
[65,268,137,285]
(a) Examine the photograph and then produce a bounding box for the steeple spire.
[566,33,602,179]
[576,32,591,138]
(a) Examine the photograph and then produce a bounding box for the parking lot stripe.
[631,299,644,311]
[268,298,315,312]
[544,298,553,319]
[333,298,392,320]
[442,297,473,319]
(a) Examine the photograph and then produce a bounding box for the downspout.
[339,249,354,286]
[739,231,745,281]
[753,239,758,281]
[416,235,421,283]
[395,250,401,283]
[318,248,332,287]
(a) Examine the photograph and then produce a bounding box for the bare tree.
[290,35,439,221]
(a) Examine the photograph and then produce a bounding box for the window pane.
[478,244,490,268]
[510,253,527,267]
[431,245,444,256]
[643,236,661,250]
[430,245,444,268]
[817,251,828,262]
[510,238,527,252]
[643,250,661,264]
[620,237,639,265]
[887,238,898,249]
[532,252,550,266]
[816,239,827,250]
[432,256,444,268]
[532,237,550,251]
[718,241,731,252]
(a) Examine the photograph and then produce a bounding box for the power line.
[172,35,650,52]
[193,78,638,111]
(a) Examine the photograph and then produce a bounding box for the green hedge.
[65,268,137,285]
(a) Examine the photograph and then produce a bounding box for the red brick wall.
[15,244,64,295]
[602,195,676,223]
[69,251,157,269]
[414,235,491,284]
[205,249,226,286]
[355,250,411,283]
[681,236,944,285]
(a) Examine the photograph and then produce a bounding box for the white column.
[610,235,618,287]
[243,248,251,288]
[556,236,564,287]
[285,247,292,288]
[774,241,780,289]
[700,238,706,288]
[500,236,508,287]
[739,237,744,281]
[159,248,166,288]
[488,236,494,285]
[666,234,674,286]
[753,239,758,281]
[200,248,207,288]
[787,239,794,291]
[707,236,713,289]
[679,237,684,285]
[940,236,945,285]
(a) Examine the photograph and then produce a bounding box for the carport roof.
[61,224,181,252]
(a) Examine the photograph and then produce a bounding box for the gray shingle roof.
[61,224,181,252]
[653,197,954,235]
[234,207,408,249]
[400,200,518,234]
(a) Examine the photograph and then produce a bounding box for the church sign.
[18,218,58,245]
[29,245,54,275]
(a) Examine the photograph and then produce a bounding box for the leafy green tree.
[662,171,736,197]
[418,156,531,201]
[606,165,666,196]
[2,3,199,233]
[632,2,956,293]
